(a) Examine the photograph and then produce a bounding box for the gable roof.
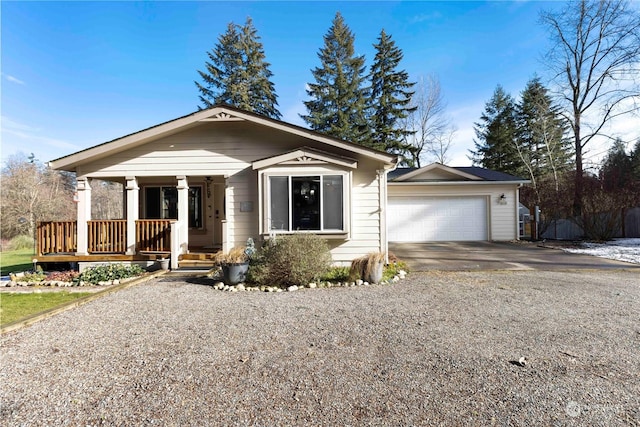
[391,163,482,182]
[252,147,358,170]
[50,104,398,171]
[389,164,530,184]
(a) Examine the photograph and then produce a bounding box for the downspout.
[379,156,401,264]
[516,183,522,240]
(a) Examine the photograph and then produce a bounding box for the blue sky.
[2,0,619,168]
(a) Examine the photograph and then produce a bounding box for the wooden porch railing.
[136,220,172,252]
[88,220,127,253]
[37,221,77,255]
[37,219,173,255]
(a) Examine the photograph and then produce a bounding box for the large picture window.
[144,186,202,228]
[268,175,344,232]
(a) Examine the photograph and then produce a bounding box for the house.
[37,105,528,270]
[39,105,398,269]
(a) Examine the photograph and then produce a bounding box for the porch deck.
[35,220,219,269]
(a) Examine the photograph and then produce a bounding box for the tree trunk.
[573,117,583,217]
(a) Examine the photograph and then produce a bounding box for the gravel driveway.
[1,270,639,426]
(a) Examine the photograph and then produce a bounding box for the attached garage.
[388,196,487,242]
[386,164,529,243]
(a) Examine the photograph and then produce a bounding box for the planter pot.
[222,262,249,285]
[365,261,384,284]
[159,258,170,271]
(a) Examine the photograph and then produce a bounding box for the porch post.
[125,177,139,255]
[176,176,189,255]
[76,178,91,255]
[222,177,230,253]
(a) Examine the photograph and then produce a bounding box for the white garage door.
[388,196,487,242]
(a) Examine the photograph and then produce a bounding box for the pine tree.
[516,77,573,190]
[301,12,369,144]
[368,29,416,154]
[195,18,281,119]
[470,85,523,176]
[600,139,633,190]
[631,139,640,181]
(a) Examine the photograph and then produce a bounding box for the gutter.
[388,180,531,186]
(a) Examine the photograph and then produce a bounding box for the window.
[268,175,345,232]
[144,186,202,228]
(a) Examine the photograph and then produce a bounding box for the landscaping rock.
[287,285,298,292]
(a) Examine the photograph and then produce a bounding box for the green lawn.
[1,248,36,275]
[0,292,92,326]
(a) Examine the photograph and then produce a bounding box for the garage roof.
[389,164,529,183]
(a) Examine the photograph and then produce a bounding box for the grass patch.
[1,249,35,275]
[0,292,91,326]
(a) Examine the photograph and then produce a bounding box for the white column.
[125,177,139,255]
[222,177,230,253]
[76,178,91,255]
[176,176,189,255]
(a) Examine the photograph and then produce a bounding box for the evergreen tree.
[195,18,281,119]
[301,12,369,144]
[470,85,523,176]
[600,139,633,190]
[631,139,640,181]
[516,77,573,190]
[368,29,415,153]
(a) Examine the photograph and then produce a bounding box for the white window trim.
[259,170,351,238]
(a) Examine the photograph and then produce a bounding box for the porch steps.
[167,267,212,276]
[180,253,218,261]
[177,252,217,270]
[177,260,215,268]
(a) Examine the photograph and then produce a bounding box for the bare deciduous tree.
[1,154,75,241]
[541,0,640,215]
[402,74,456,167]
[90,180,123,220]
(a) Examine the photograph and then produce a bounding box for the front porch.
[35,219,219,270]
[35,173,231,270]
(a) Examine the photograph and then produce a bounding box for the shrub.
[20,271,46,282]
[350,252,386,284]
[214,246,249,265]
[383,260,409,282]
[9,235,35,251]
[45,270,80,282]
[319,266,351,282]
[78,263,144,284]
[248,234,332,287]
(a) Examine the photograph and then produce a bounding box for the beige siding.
[329,161,383,264]
[388,183,519,241]
[75,123,387,262]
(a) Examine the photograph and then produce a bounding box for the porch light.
[498,194,507,205]
[205,177,212,198]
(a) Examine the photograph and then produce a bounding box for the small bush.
[45,270,80,282]
[9,235,35,251]
[350,252,386,283]
[319,266,351,282]
[78,263,144,284]
[214,246,249,265]
[20,271,46,282]
[383,260,409,282]
[248,234,332,287]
